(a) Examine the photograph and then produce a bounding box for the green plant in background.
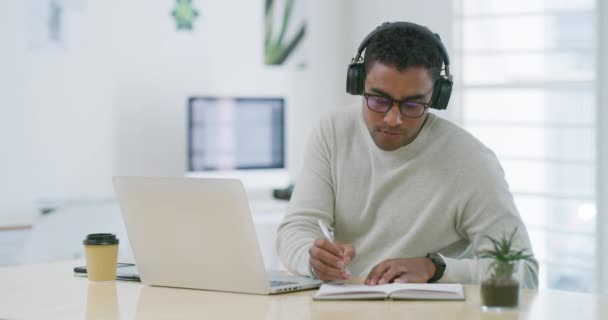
[172,0,199,30]
[478,227,534,282]
[265,0,306,65]
[49,0,62,41]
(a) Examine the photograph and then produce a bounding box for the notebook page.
[316,283,394,297]
[386,283,463,294]
[388,283,465,300]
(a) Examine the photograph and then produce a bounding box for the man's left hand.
[364,257,436,285]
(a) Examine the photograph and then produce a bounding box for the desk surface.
[1,260,607,320]
[0,215,39,231]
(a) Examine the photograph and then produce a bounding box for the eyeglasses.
[363,92,432,118]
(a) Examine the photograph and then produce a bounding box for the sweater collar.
[358,110,436,158]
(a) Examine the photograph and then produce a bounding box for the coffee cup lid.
[83,233,119,245]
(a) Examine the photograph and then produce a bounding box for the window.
[454,0,597,292]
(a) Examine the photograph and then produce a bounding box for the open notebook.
[313,283,464,301]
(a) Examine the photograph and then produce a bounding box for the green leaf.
[264,0,274,50]
[265,0,274,15]
[264,0,305,65]
[272,24,305,64]
[477,227,532,266]
[275,0,295,53]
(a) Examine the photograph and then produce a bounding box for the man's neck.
[399,112,430,148]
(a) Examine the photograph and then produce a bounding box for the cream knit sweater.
[277,108,539,288]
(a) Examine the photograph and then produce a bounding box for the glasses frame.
[363,91,432,119]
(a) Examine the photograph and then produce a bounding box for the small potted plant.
[477,227,534,310]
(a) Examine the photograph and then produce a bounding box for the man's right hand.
[309,238,356,281]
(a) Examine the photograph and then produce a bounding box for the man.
[277,22,538,287]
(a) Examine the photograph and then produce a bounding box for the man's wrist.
[425,253,446,282]
[424,257,436,280]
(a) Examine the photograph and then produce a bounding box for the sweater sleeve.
[276,118,336,277]
[440,147,539,288]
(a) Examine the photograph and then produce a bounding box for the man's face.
[362,62,434,151]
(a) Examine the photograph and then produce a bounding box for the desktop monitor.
[186,96,289,189]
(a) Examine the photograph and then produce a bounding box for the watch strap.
[425,253,446,283]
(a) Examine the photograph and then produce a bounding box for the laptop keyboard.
[269,280,298,287]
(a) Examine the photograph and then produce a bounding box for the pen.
[317,219,351,275]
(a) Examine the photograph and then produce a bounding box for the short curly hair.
[363,27,444,81]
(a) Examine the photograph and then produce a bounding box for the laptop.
[112,176,322,295]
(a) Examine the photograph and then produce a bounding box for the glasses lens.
[400,101,425,117]
[366,96,392,112]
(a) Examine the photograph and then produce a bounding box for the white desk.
[0,214,39,231]
[1,260,607,319]
[0,215,38,267]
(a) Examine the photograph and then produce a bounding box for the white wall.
[0,1,115,217]
[597,0,608,295]
[0,0,452,218]
[0,1,36,217]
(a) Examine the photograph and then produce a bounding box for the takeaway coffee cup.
[83,233,119,282]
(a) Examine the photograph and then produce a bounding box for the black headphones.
[346,22,453,110]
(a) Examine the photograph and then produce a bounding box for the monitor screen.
[187,97,285,172]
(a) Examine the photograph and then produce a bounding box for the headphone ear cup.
[346,63,365,95]
[429,77,453,110]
